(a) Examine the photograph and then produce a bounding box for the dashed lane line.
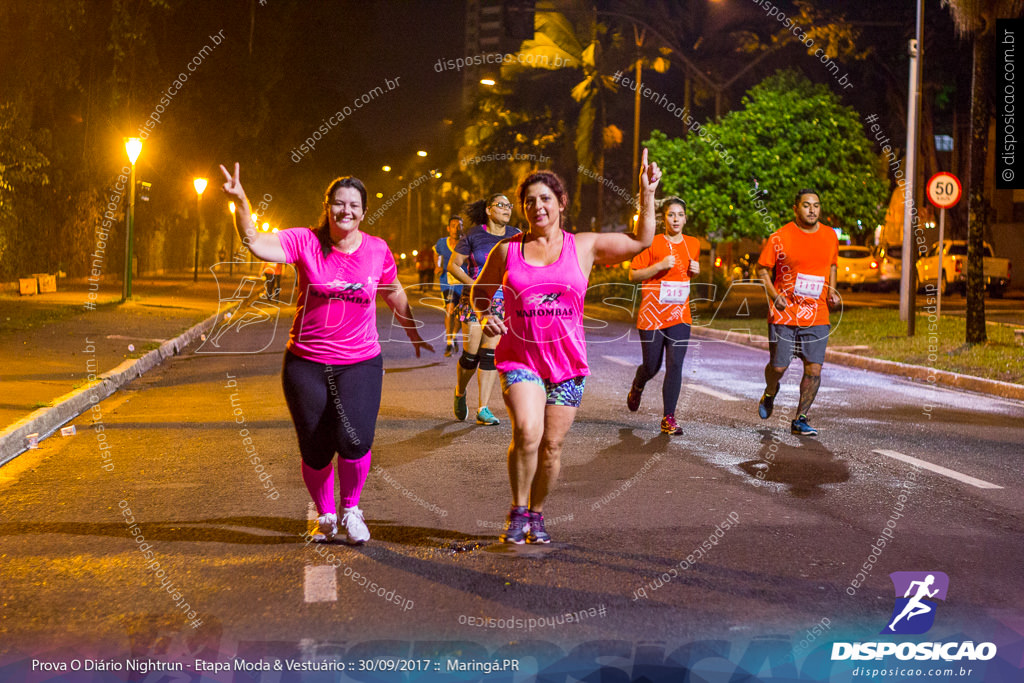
[685,384,741,401]
[872,449,1003,490]
[304,502,337,603]
[304,565,338,603]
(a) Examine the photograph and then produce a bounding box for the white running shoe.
[341,506,370,544]
[313,513,338,542]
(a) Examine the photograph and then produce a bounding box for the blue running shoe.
[758,390,775,419]
[500,506,530,544]
[791,415,818,436]
[527,510,551,544]
[476,406,500,425]
[454,391,468,421]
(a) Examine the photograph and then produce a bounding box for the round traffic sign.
[926,172,962,209]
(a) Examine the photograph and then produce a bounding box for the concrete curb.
[690,326,1024,402]
[0,306,228,466]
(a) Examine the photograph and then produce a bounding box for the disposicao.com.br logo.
[831,571,997,663]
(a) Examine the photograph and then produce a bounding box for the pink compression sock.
[337,451,372,508]
[301,461,336,516]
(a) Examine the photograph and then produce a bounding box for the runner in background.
[755,189,840,436]
[626,197,700,435]
[447,194,521,426]
[434,216,464,357]
[416,242,434,292]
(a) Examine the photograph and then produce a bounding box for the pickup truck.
[916,240,1012,298]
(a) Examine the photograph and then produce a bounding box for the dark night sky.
[127,0,469,230]
[10,0,967,236]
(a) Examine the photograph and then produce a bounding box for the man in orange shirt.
[756,189,840,436]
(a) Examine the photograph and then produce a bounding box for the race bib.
[659,280,691,305]
[793,273,825,299]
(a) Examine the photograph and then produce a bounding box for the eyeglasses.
[489,202,512,210]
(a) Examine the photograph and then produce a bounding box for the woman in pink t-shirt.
[471,149,662,544]
[219,163,432,545]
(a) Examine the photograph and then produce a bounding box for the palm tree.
[504,0,626,228]
[945,0,1024,344]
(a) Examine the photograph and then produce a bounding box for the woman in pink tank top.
[471,149,663,545]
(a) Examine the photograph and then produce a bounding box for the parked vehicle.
[874,244,902,291]
[915,240,1012,298]
[836,246,880,291]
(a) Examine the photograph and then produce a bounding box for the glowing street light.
[480,78,496,86]
[193,177,208,282]
[416,150,427,157]
[122,137,142,301]
[382,165,391,172]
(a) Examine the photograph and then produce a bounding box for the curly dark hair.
[463,192,510,227]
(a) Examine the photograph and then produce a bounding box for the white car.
[836,246,880,291]
[874,244,902,291]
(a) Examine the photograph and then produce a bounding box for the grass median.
[697,306,1024,385]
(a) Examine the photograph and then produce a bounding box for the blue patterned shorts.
[457,288,504,324]
[500,368,586,407]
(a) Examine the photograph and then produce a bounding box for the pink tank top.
[495,231,590,383]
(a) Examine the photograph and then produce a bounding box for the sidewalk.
[0,271,276,463]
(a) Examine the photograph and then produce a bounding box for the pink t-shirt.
[495,231,590,383]
[277,228,397,365]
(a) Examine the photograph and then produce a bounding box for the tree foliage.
[646,70,888,244]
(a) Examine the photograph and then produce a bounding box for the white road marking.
[105,334,167,343]
[686,384,741,401]
[872,450,1003,490]
[303,502,338,603]
[304,565,338,603]
[602,355,638,367]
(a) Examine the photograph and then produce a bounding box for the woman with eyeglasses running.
[471,149,662,544]
[219,163,432,545]
[446,194,521,426]
[626,197,701,435]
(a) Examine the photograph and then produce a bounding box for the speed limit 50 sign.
[926,172,962,209]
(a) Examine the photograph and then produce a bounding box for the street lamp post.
[193,177,208,283]
[122,138,142,302]
[228,201,236,277]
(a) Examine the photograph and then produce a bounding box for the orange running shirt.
[631,233,701,329]
[757,221,838,327]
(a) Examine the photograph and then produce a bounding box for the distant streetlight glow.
[376,192,384,198]
[192,177,208,282]
[480,78,496,86]
[122,138,142,301]
[125,138,142,164]
[382,165,391,172]
[416,150,427,157]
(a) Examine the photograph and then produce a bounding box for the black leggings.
[636,323,692,416]
[281,351,383,468]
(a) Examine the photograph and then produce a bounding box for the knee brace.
[459,351,480,370]
[479,348,496,371]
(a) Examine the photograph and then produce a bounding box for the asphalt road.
[1,292,1022,680]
